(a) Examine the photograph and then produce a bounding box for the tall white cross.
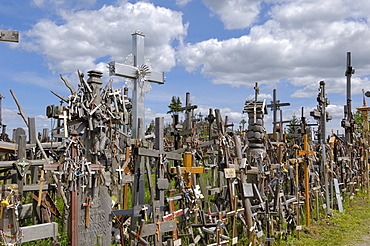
[109,31,164,140]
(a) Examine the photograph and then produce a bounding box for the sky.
[1,0,370,140]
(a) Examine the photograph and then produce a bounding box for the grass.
[280,191,370,245]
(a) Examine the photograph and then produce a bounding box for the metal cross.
[109,31,164,140]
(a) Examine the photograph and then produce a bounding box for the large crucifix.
[109,31,164,140]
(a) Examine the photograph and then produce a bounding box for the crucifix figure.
[109,31,164,140]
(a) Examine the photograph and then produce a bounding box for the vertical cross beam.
[0,93,4,128]
[343,52,355,145]
[132,32,145,140]
[272,89,278,139]
[297,134,314,226]
[345,52,354,119]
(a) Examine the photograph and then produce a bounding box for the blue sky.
[1,0,370,138]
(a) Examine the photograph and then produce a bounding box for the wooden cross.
[226,197,245,244]
[82,196,94,227]
[267,89,290,140]
[170,152,205,187]
[297,134,314,227]
[179,92,198,136]
[130,117,181,243]
[206,108,215,140]
[109,31,164,140]
[130,219,150,245]
[163,198,183,242]
[257,199,278,246]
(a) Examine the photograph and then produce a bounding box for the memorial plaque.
[224,168,236,178]
[78,186,112,246]
[242,183,254,197]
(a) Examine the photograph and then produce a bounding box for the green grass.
[281,192,370,245]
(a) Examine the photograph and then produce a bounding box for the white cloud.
[31,0,98,10]
[203,0,261,30]
[176,0,192,7]
[22,2,188,75]
[245,93,272,101]
[178,0,370,97]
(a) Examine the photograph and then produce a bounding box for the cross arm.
[267,102,291,108]
[0,29,19,43]
[148,71,164,84]
[109,62,138,79]
[109,61,164,84]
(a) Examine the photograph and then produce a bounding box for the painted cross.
[109,31,164,140]
[297,134,314,226]
[170,152,205,187]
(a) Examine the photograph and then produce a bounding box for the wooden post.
[303,134,310,227]
[183,152,193,187]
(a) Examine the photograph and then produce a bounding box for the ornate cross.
[109,31,164,140]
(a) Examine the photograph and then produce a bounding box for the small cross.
[82,196,94,227]
[254,82,260,101]
[179,92,198,132]
[58,110,69,138]
[116,166,125,181]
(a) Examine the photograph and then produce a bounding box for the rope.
[0,229,24,245]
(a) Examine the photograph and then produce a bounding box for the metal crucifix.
[109,31,164,140]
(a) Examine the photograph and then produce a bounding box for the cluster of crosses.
[1,29,370,246]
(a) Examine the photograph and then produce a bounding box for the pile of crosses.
[0,32,369,246]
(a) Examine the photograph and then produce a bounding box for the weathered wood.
[140,220,177,237]
[20,222,59,242]
[0,141,17,153]
[0,29,19,43]
[28,117,37,144]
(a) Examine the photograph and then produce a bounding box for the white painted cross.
[109,31,164,140]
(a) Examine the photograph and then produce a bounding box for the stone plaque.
[78,186,112,246]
